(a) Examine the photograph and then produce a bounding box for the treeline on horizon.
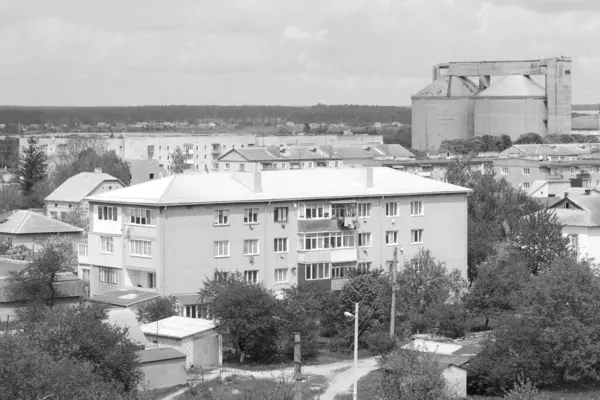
[0,104,412,126]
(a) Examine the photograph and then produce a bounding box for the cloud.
[0,0,598,106]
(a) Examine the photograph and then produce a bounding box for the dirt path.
[318,358,378,400]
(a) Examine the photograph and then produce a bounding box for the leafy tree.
[9,235,77,308]
[18,303,143,392]
[199,270,280,363]
[135,296,177,324]
[469,258,600,394]
[61,204,89,230]
[18,137,46,197]
[56,137,108,165]
[303,123,310,133]
[53,148,131,187]
[170,146,187,174]
[276,286,320,360]
[514,132,544,144]
[510,209,574,275]
[499,134,513,151]
[0,185,21,213]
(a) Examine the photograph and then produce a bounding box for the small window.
[522,168,530,175]
[224,163,231,170]
[358,232,372,247]
[244,270,258,283]
[214,210,229,226]
[148,272,156,288]
[304,262,330,280]
[501,167,508,175]
[214,240,230,258]
[98,205,118,221]
[274,238,288,253]
[274,207,289,223]
[522,181,531,189]
[385,231,398,245]
[357,262,371,273]
[244,239,259,255]
[274,268,289,283]
[410,201,423,216]
[244,208,259,224]
[129,208,154,225]
[239,164,246,172]
[358,203,371,218]
[212,163,219,170]
[78,243,88,257]
[385,202,398,217]
[99,267,118,284]
[100,236,114,253]
[411,229,423,244]
[130,239,152,257]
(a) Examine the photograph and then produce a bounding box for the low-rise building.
[84,167,470,308]
[127,160,167,186]
[45,168,125,220]
[384,157,494,181]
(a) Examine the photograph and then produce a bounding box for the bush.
[365,330,396,356]
[503,376,549,400]
[422,303,466,339]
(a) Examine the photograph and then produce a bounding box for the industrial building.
[412,57,572,152]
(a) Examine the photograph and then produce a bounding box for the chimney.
[366,167,374,189]
[564,192,569,198]
[254,170,262,193]
[94,168,102,174]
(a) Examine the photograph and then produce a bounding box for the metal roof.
[89,289,160,308]
[0,210,83,235]
[476,75,545,98]
[45,171,123,203]
[413,76,479,98]
[85,167,471,206]
[140,316,216,339]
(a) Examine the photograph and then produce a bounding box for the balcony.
[124,269,157,292]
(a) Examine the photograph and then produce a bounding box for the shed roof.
[89,289,160,308]
[140,316,216,339]
[45,171,123,203]
[0,210,83,235]
[413,76,479,98]
[86,167,471,207]
[139,347,187,363]
[476,75,545,98]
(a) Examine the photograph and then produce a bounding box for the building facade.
[84,168,470,307]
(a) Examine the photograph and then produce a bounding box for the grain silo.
[474,75,547,139]
[411,76,479,152]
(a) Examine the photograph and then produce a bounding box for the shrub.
[503,376,549,400]
[365,330,396,356]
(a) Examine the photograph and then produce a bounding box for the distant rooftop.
[0,210,83,235]
[86,167,471,207]
[45,170,123,203]
[413,76,479,98]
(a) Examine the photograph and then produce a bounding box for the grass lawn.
[139,384,187,400]
[175,373,328,400]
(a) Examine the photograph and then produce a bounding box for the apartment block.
[84,167,470,310]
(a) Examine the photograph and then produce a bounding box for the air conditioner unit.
[249,255,254,263]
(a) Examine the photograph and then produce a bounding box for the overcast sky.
[0,0,598,106]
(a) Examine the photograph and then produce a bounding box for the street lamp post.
[344,302,359,400]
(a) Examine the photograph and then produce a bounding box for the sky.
[0,0,598,106]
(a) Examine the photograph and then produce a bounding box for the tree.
[170,146,187,174]
[9,235,77,308]
[276,286,320,360]
[514,132,544,144]
[499,134,512,151]
[199,270,280,363]
[303,123,310,133]
[135,296,177,324]
[61,204,89,230]
[53,148,131,187]
[18,137,46,197]
[510,209,574,275]
[56,137,108,166]
[18,302,143,392]
[0,185,21,213]
[468,258,600,394]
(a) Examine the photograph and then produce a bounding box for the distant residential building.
[45,169,125,220]
[84,167,470,307]
[384,157,495,182]
[127,160,167,186]
[498,143,598,159]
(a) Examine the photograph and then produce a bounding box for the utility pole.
[353,302,359,400]
[294,332,302,400]
[390,247,399,339]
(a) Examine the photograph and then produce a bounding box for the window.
[50,211,58,219]
[98,205,118,221]
[274,207,289,223]
[274,268,289,283]
[100,236,114,253]
[80,268,90,281]
[274,238,288,253]
[244,270,258,283]
[332,203,357,218]
[410,201,423,216]
[299,203,330,219]
[244,208,259,224]
[148,272,156,288]
[185,304,211,319]
[358,203,371,218]
[130,240,152,257]
[385,202,398,217]
[298,233,329,251]
[129,208,153,225]
[214,210,229,226]
[214,240,230,258]
[522,167,530,175]
[501,167,508,174]
[244,239,259,255]
[386,231,399,245]
[78,243,88,257]
[411,229,423,244]
[303,262,330,280]
[224,163,230,170]
[358,232,372,247]
[330,231,355,248]
[569,234,579,257]
[212,163,219,170]
[357,262,372,273]
[239,164,245,172]
[99,267,118,284]
[60,211,68,221]
[522,181,530,189]
[332,262,355,279]
[0,236,12,248]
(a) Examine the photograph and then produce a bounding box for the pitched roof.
[139,347,186,363]
[85,167,471,206]
[413,76,479,98]
[0,210,83,235]
[140,316,216,339]
[45,171,123,203]
[500,144,592,157]
[476,75,545,98]
[550,195,600,226]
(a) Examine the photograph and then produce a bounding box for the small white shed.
[140,316,222,369]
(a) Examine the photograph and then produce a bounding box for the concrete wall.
[411,98,474,152]
[139,357,187,391]
[474,97,547,139]
[442,366,467,399]
[560,225,600,264]
[190,333,221,368]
